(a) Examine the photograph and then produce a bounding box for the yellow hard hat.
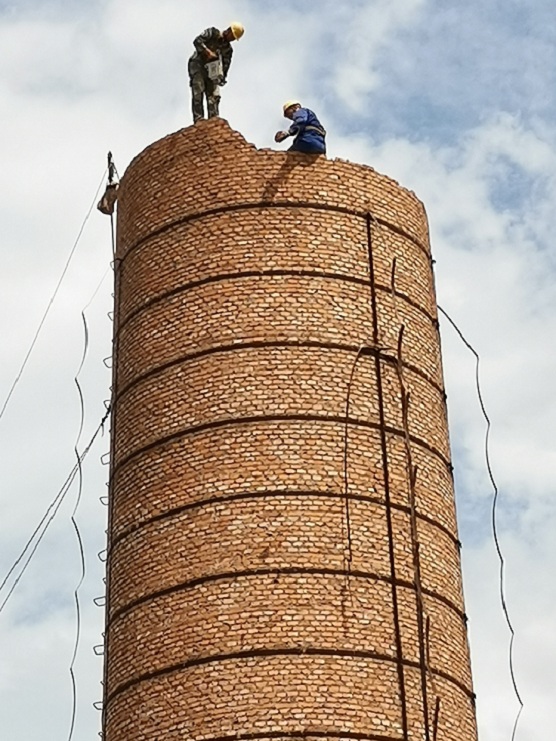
[230,22,244,40]
[282,100,300,115]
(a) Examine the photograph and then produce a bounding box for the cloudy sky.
[0,1,554,739]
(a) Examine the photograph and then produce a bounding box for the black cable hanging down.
[0,169,107,426]
[66,306,91,741]
[365,213,410,741]
[0,407,110,617]
[0,200,114,618]
[438,305,524,741]
[64,154,117,737]
[390,258,431,741]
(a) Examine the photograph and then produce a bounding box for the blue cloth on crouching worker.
[288,107,326,154]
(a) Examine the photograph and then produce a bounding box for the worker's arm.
[275,109,309,143]
[221,46,233,80]
[193,27,220,59]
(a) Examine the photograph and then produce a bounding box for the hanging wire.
[66,308,90,741]
[0,245,112,613]
[0,169,107,425]
[0,407,110,616]
[438,304,524,741]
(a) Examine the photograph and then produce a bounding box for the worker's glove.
[274,130,289,143]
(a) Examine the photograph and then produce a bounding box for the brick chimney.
[102,118,478,741]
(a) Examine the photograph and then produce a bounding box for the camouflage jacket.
[190,27,233,78]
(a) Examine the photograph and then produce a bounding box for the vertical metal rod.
[101,216,121,741]
[366,213,409,740]
[432,697,441,741]
[398,333,431,741]
[342,346,364,573]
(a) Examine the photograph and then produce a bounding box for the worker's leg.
[288,139,326,154]
[206,79,220,119]
[188,60,206,122]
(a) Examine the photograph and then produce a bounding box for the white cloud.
[1,1,555,739]
[323,0,429,110]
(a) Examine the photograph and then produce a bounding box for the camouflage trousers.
[188,59,220,123]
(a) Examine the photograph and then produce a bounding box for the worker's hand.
[274,130,288,143]
[204,49,218,61]
[219,78,227,86]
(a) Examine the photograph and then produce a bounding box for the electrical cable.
[0,407,110,616]
[66,309,90,741]
[0,259,111,605]
[438,304,524,741]
[0,169,107,425]
[0,466,77,599]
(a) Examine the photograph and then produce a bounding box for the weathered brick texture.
[103,118,478,741]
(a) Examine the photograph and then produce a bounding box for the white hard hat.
[230,22,245,39]
[282,100,300,115]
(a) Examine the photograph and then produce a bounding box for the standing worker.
[188,23,245,123]
[274,101,327,154]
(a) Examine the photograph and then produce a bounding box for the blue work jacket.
[288,108,326,153]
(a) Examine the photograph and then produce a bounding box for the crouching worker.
[274,101,326,154]
[188,22,245,123]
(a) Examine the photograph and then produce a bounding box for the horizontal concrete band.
[116,270,437,334]
[111,413,452,477]
[114,339,445,404]
[117,201,430,265]
[107,567,467,627]
[105,647,475,707]
[109,489,460,552]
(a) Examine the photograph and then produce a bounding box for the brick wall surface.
[103,118,478,741]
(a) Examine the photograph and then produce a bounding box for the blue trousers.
[289,139,326,154]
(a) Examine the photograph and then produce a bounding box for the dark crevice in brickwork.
[107,567,467,627]
[118,201,430,265]
[114,340,444,403]
[116,270,436,334]
[366,214,409,740]
[400,581,467,623]
[111,414,452,477]
[109,489,461,552]
[108,567,392,622]
[110,489,384,548]
[196,732,402,741]
[105,646,475,707]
